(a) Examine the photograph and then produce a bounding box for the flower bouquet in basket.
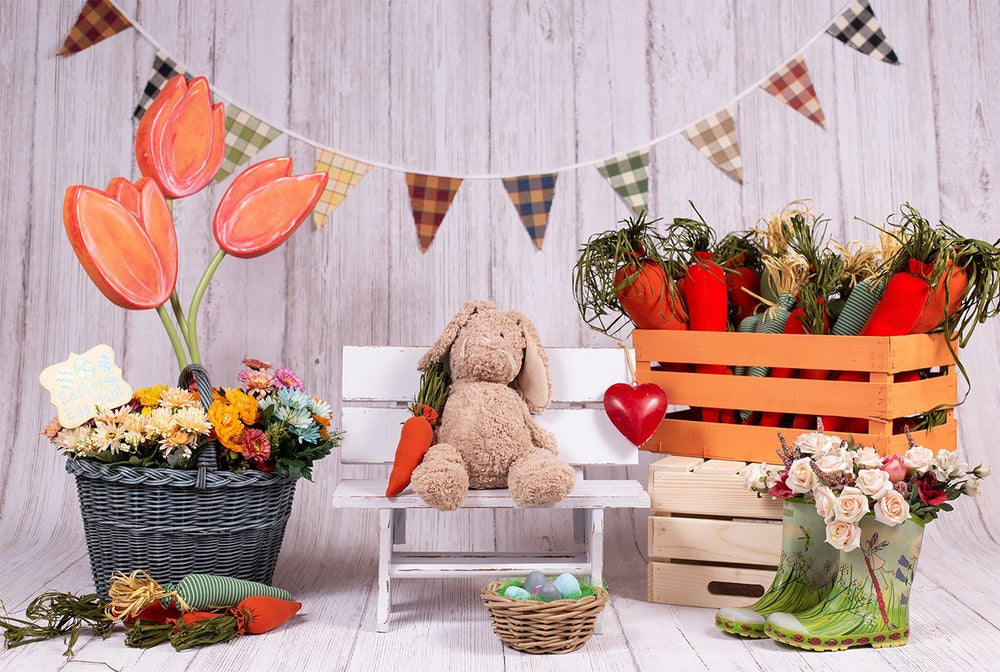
[715,427,988,651]
[52,74,338,595]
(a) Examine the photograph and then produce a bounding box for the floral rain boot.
[715,499,838,638]
[765,514,924,651]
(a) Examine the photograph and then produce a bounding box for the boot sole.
[714,616,766,639]
[765,623,909,651]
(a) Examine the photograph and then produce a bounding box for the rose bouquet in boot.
[726,427,989,650]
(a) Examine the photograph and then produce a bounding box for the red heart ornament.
[603,383,668,447]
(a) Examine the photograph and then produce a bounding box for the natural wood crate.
[633,330,958,462]
[647,456,783,609]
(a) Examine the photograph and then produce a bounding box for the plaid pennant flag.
[57,0,131,56]
[134,50,189,121]
[827,0,899,64]
[405,173,462,252]
[502,173,558,250]
[312,149,372,227]
[595,149,649,215]
[213,105,282,182]
[682,107,743,183]
[760,56,826,128]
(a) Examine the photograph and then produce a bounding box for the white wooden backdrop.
[1,1,999,669]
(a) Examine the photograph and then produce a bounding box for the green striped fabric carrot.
[733,313,760,376]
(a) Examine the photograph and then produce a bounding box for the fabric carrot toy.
[716,230,764,327]
[386,361,450,497]
[733,312,761,376]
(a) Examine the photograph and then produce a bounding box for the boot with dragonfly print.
[765,513,924,650]
[715,499,838,638]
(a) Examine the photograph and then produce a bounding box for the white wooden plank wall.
[1,1,999,669]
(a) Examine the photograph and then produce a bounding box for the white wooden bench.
[332,346,651,632]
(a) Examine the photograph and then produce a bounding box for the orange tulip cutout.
[63,177,178,310]
[213,158,328,258]
[135,75,225,199]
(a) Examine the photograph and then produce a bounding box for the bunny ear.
[507,311,551,413]
[418,300,496,371]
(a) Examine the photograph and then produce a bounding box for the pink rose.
[768,472,794,499]
[881,454,909,483]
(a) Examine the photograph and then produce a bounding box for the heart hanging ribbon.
[603,382,668,447]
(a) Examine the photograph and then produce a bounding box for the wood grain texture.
[2,0,1000,668]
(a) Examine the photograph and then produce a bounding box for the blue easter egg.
[503,586,533,600]
[534,583,563,602]
[523,571,547,594]
[553,573,582,599]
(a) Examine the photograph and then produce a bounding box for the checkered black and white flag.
[134,50,189,121]
[827,0,899,64]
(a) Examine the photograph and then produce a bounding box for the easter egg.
[534,583,563,602]
[503,586,532,600]
[553,573,582,599]
[523,571,547,594]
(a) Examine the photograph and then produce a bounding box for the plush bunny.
[410,300,576,511]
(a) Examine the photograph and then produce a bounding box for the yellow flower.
[159,387,198,409]
[208,400,244,451]
[225,388,261,425]
[135,384,168,407]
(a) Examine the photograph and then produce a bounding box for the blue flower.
[275,404,312,430]
[277,387,312,410]
[293,424,321,444]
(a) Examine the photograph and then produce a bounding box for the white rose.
[856,469,893,499]
[964,478,983,497]
[742,463,769,493]
[975,464,992,478]
[833,486,870,523]
[873,489,910,526]
[794,432,844,456]
[813,485,837,523]
[816,448,853,476]
[853,446,883,470]
[931,449,968,481]
[766,469,783,489]
[786,458,818,494]
[825,520,862,551]
[903,446,935,474]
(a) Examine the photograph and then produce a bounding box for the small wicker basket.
[66,364,296,596]
[481,581,609,654]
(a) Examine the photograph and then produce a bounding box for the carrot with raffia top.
[386,362,450,497]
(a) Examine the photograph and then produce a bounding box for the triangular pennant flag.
[405,174,462,252]
[595,149,649,215]
[682,107,743,183]
[760,56,826,128]
[134,50,189,121]
[214,105,282,182]
[502,173,558,250]
[827,0,899,64]
[57,0,131,56]
[312,149,372,227]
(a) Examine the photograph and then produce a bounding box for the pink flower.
[238,368,277,398]
[882,454,909,483]
[768,472,795,499]
[239,428,272,467]
[241,358,272,371]
[273,368,304,390]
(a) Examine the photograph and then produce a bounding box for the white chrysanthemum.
[91,421,122,452]
[147,408,177,437]
[309,397,333,419]
[931,449,968,481]
[95,405,130,425]
[275,404,312,430]
[173,407,212,435]
[120,412,147,434]
[158,387,199,409]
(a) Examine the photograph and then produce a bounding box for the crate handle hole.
[707,581,765,599]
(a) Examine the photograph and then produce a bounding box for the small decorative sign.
[39,344,132,428]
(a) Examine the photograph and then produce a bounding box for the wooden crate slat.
[648,562,778,609]
[887,335,958,372]
[649,471,783,518]
[648,516,781,565]
[648,455,704,473]
[694,459,745,475]
[887,373,958,418]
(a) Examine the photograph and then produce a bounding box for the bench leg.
[588,509,605,634]
[377,508,393,632]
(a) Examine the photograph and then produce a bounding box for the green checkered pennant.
[214,104,282,182]
[595,148,650,215]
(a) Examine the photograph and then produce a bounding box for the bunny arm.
[520,403,557,454]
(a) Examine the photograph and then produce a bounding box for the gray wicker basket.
[66,364,296,596]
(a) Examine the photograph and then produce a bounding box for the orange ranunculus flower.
[135,75,225,199]
[225,388,261,425]
[63,177,178,310]
[213,157,328,258]
[207,399,244,451]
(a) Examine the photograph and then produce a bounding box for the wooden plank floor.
[1,503,998,670]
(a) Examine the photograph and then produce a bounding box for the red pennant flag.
[761,57,826,128]
[405,174,462,252]
[58,0,132,56]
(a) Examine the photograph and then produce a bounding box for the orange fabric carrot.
[386,405,438,497]
[240,596,303,634]
[909,259,968,334]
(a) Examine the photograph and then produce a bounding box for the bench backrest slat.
[341,347,637,466]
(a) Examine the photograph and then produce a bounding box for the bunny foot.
[508,450,576,507]
[411,444,470,511]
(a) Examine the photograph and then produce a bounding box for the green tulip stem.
[156,304,189,370]
[170,291,190,342]
[187,248,227,364]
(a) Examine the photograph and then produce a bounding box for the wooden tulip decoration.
[135,75,225,199]
[212,157,329,258]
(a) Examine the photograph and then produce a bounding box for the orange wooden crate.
[633,330,958,463]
